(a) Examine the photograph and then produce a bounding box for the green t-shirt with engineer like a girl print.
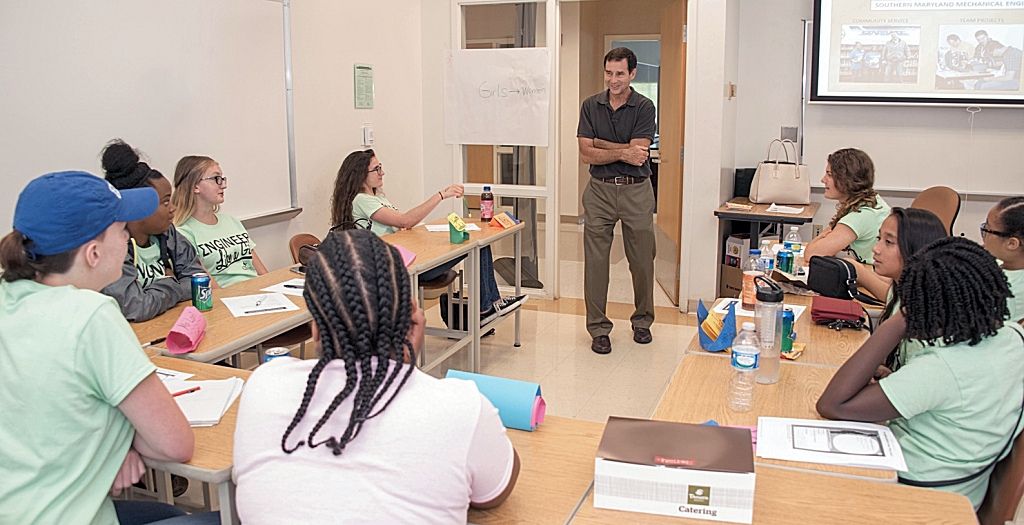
[133,236,170,289]
[177,214,258,287]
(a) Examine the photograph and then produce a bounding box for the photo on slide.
[936,25,1024,92]
[838,25,920,85]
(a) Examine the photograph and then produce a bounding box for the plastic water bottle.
[784,226,802,251]
[754,276,784,385]
[758,240,775,272]
[741,249,764,311]
[728,322,761,412]
[480,186,494,221]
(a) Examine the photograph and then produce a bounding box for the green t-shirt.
[879,323,1024,508]
[0,280,155,524]
[353,192,399,237]
[837,196,890,265]
[177,213,259,287]
[1005,268,1024,323]
[133,236,171,289]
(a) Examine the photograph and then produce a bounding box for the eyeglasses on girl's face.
[368,164,384,176]
[200,175,228,186]
[329,218,372,232]
[980,221,1009,239]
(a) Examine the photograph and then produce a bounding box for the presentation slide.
[812,0,1024,105]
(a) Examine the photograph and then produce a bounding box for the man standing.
[849,42,866,82]
[882,32,909,83]
[577,47,657,355]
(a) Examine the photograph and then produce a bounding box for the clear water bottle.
[758,239,775,272]
[728,322,761,412]
[754,276,785,385]
[784,226,802,251]
[741,249,764,311]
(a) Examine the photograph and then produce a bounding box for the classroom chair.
[417,269,463,367]
[910,186,961,236]
[978,432,1024,525]
[289,233,320,264]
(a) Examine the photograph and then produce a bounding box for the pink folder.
[166,306,207,354]
[394,244,417,267]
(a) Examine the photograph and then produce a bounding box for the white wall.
[560,3,582,217]
[246,0,427,270]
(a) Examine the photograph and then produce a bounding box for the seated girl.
[171,156,267,287]
[853,208,947,372]
[804,148,890,265]
[330,149,526,326]
[233,230,520,523]
[99,140,209,322]
[0,171,217,524]
[981,196,1024,323]
[817,237,1024,508]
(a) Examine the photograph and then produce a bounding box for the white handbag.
[748,139,811,205]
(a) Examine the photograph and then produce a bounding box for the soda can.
[191,273,213,311]
[263,347,291,363]
[777,249,794,274]
[781,308,795,353]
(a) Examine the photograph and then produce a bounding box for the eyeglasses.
[368,164,384,175]
[200,175,228,186]
[981,221,1010,238]
[329,218,372,232]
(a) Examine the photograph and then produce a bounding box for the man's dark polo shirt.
[577,87,656,179]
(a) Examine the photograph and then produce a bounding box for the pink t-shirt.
[233,358,515,524]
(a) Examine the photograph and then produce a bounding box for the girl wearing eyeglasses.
[982,196,1024,324]
[171,156,268,287]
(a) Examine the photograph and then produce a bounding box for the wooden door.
[654,0,686,305]
[465,42,494,210]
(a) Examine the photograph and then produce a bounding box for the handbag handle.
[765,139,791,164]
[780,139,798,163]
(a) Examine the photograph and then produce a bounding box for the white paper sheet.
[756,417,907,471]
[260,278,306,297]
[767,203,805,214]
[424,223,481,232]
[155,368,194,382]
[220,293,300,318]
[164,378,245,427]
[713,298,807,321]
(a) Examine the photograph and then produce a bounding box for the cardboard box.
[594,417,756,524]
[724,234,750,267]
[719,264,743,299]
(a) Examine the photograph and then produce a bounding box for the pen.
[245,306,288,315]
[172,386,201,397]
[141,337,166,348]
[283,284,304,289]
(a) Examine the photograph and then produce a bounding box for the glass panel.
[488,196,548,291]
[611,39,661,141]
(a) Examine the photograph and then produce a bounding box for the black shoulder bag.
[807,255,884,307]
[898,329,1024,488]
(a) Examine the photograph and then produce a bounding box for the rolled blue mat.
[446,370,545,431]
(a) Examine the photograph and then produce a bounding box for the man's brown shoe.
[633,326,653,344]
[591,335,612,354]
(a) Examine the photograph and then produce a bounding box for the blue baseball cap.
[13,171,158,257]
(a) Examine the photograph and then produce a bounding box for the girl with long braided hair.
[818,237,1024,508]
[982,196,1024,324]
[233,230,520,523]
[805,148,891,265]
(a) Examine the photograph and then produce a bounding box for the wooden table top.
[470,416,604,525]
[147,356,251,481]
[714,198,820,223]
[570,464,975,524]
[381,219,525,276]
[654,354,894,481]
[132,267,311,363]
[689,296,869,368]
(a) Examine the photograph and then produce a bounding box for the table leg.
[514,228,522,348]
[411,271,425,368]
[748,220,759,247]
[218,480,239,525]
[468,246,480,373]
[153,470,173,505]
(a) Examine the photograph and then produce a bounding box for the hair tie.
[16,230,38,260]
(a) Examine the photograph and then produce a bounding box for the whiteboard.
[0,0,290,229]
[443,48,551,146]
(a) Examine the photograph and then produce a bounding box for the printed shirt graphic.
[134,236,170,288]
[177,214,258,287]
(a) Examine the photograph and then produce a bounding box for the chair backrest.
[979,432,1024,525]
[288,233,321,264]
[910,186,961,236]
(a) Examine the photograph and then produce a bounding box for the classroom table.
[653,353,894,481]
[569,464,976,524]
[469,416,605,525]
[714,197,820,246]
[382,219,525,373]
[132,267,311,363]
[145,357,250,525]
[689,295,870,368]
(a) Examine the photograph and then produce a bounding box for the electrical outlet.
[813,223,823,238]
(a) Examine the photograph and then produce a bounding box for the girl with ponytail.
[233,230,519,523]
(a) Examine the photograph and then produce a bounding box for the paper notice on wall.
[443,48,551,146]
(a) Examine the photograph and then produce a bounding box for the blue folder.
[446,370,543,431]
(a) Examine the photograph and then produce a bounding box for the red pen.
[172,386,201,397]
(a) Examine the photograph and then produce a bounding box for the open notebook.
[163,378,245,427]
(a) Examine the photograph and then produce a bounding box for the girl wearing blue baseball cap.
[0,171,218,524]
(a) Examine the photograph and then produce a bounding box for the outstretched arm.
[370,184,465,230]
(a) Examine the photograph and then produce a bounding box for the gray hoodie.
[101,225,206,322]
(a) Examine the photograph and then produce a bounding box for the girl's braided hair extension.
[280,229,415,456]
[827,148,880,230]
[899,237,1011,347]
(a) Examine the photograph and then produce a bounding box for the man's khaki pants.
[582,177,657,338]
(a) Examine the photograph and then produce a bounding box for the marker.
[141,337,166,348]
[172,386,201,397]
[245,306,288,315]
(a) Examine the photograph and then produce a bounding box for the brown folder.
[597,417,754,474]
